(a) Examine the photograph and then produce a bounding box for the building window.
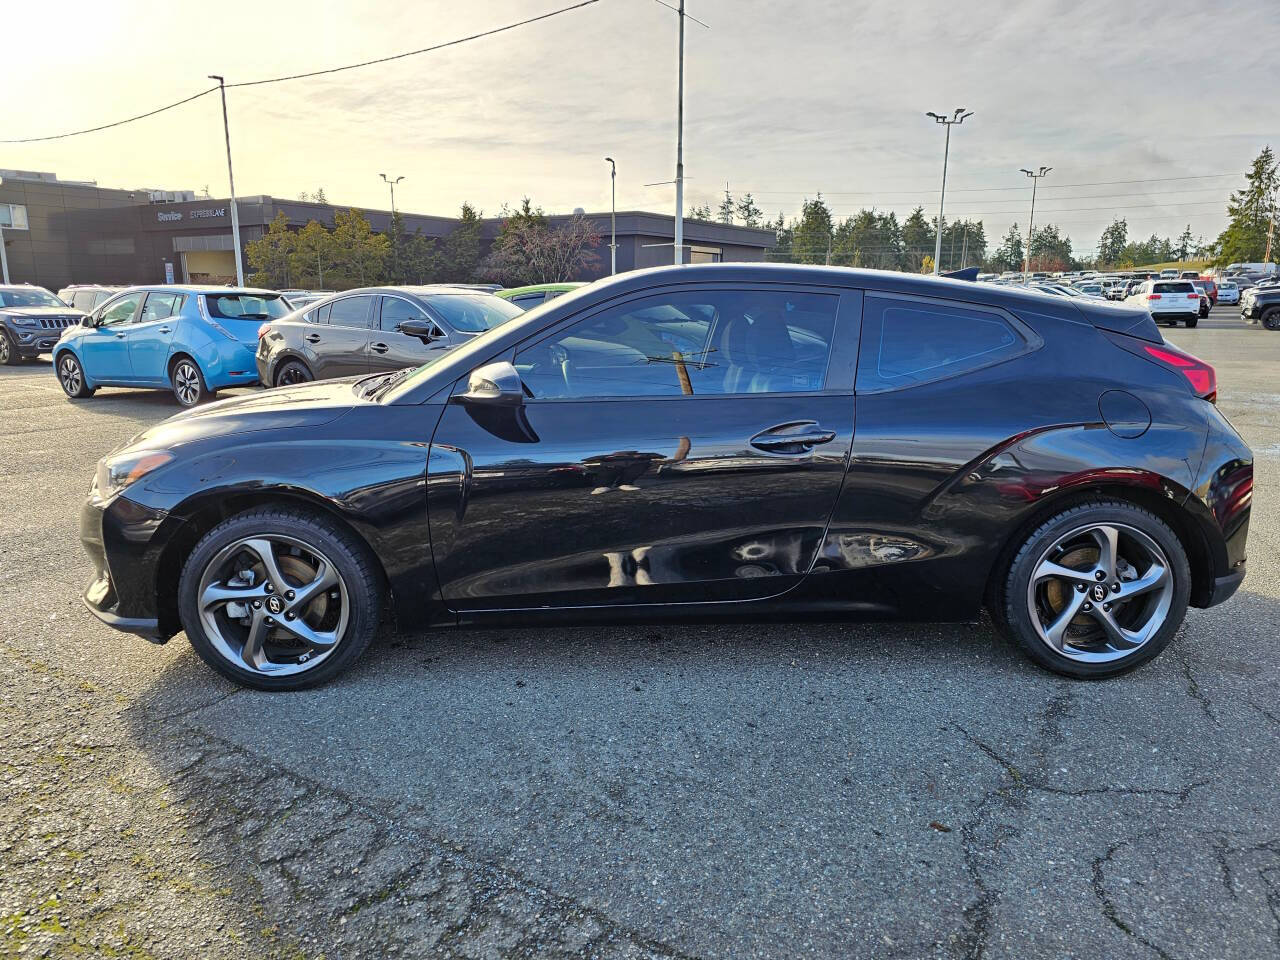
[689,244,721,264]
[0,203,29,230]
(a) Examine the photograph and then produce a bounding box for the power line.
[228,0,600,88]
[0,0,600,143]
[0,87,219,144]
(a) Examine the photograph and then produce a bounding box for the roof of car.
[497,282,587,298]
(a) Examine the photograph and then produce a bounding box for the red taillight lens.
[1143,343,1217,401]
[257,323,271,339]
[1147,293,1162,300]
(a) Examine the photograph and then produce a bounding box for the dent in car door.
[310,295,373,380]
[128,292,183,383]
[425,285,861,611]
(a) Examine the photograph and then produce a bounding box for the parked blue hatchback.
[53,286,290,406]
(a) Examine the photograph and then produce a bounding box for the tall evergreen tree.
[735,193,762,228]
[991,223,1024,273]
[900,207,934,272]
[717,186,735,224]
[440,202,483,281]
[1212,145,1278,267]
[791,196,834,264]
[1097,218,1128,266]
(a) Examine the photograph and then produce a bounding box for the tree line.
[245,199,600,290]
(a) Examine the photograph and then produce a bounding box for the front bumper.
[80,493,174,643]
[6,327,64,356]
[1206,567,1245,607]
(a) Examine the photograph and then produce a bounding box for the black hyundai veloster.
[78,264,1252,690]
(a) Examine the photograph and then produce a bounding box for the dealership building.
[0,170,776,290]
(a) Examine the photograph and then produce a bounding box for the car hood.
[1,305,85,319]
[127,378,361,452]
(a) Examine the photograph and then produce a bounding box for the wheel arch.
[153,487,394,636]
[984,482,1214,613]
[271,351,314,386]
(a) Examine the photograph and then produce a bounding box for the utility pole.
[208,75,244,287]
[1265,189,1277,266]
[674,0,685,265]
[960,223,968,269]
[1020,166,1052,280]
[380,174,404,281]
[0,227,8,284]
[925,108,973,274]
[604,157,617,274]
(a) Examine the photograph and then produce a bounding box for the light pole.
[674,0,686,264]
[208,75,244,287]
[379,173,404,215]
[0,227,8,284]
[1020,166,1052,280]
[604,157,617,275]
[925,108,972,274]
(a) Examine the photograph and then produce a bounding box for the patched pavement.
[1,305,1278,958]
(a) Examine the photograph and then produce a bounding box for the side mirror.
[456,361,524,406]
[395,318,437,341]
[82,315,98,327]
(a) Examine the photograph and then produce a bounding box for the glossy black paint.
[80,264,1251,645]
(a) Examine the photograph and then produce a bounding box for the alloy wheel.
[277,363,312,386]
[195,534,350,677]
[0,336,10,364]
[1026,522,1174,663]
[173,361,201,405]
[59,356,82,394]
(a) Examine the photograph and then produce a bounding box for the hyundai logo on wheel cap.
[266,594,285,615]
[1092,583,1108,603]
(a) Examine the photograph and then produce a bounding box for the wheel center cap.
[266,595,285,615]
[1092,584,1108,603]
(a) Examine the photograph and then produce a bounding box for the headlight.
[10,317,37,327]
[93,449,174,500]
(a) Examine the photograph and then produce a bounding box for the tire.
[274,359,314,387]
[55,352,94,398]
[993,500,1191,679]
[1185,316,1199,328]
[170,356,212,407]
[1198,303,1208,319]
[177,507,383,691]
[0,333,17,366]
[1262,308,1280,331]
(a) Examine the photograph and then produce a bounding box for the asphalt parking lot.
[1,303,1277,960]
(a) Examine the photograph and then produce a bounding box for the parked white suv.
[1125,279,1202,327]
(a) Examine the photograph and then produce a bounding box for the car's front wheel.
[1262,308,1280,331]
[56,352,94,398]
[995,501,1190,679]
[178,507,383,690]
[0,333,18,366]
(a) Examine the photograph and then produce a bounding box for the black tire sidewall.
[56,352,91,398]
[0,332,16,366]
[1263,309,1280,331]
[177,508,382,691]
[999,501,1192,679]
[275,360,312,387]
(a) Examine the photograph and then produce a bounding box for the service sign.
[155,207,227,223]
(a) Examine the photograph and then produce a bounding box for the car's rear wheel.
[178,507,382,690]
[274,360,313,387]
[995,501,1190,679]
[56,352,94,398]
[0,333,18,366]
[170,357,210,407]
[1185,316,1199,328]
[1262,308,1280,331]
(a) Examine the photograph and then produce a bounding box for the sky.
[5,0,1277,258]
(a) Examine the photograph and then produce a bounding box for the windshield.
[0,287,65,308]
[205,293,291,321]
[428,293,523,333]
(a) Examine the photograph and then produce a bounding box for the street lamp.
[379,173,404,215]
[925,107,973,274]
[208,75,245,287]
[1020,166,1052,280]
[604,157,617,275]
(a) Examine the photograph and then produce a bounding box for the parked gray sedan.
[255,286,523,386]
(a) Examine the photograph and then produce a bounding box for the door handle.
[749,421,837,454]
[304,333,322,343]
[157,326,171,334]
[114,332,126,339]
[370,341,389,353]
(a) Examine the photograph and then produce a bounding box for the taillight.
[1147,293,1162,300]
[1142,343,1217,402]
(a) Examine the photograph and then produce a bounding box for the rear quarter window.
[857,294,1033,393]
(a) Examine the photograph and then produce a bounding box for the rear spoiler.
[941,266,980,282]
